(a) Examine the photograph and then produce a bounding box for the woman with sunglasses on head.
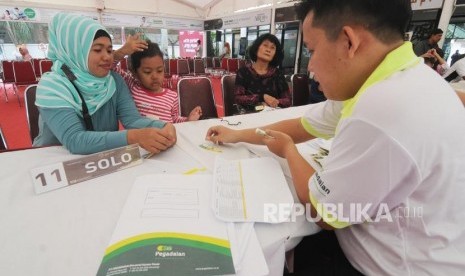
[33,13,176,155]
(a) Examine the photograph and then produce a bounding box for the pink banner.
[179,30,203,58]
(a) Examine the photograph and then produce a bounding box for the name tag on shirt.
[31,144,142,194]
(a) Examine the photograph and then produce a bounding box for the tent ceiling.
[173,0,222,9]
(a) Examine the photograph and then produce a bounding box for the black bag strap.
[61,64,94,131]
[445,70,459,83]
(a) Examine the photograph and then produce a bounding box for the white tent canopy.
[2,0,298,20]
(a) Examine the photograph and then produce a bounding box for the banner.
[204,9,272,30]
[0,6,98,23]
[411,0,444,10]
[179,30,203,58]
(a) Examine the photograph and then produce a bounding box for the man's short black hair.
[248,33,284,67]
[430,28,443,36]
[130,40,163,71]
[295,0,412,44]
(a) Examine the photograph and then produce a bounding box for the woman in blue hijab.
[34,13,176,154]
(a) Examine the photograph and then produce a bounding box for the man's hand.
[260,129,297,158]
[205,125,240,145]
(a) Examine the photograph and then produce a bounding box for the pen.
[255,128,275,139]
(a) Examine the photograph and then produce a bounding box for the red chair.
[188,58,194,74]
[13,61,38,86]
[169,59,177,76]
[32,58,43,78]
[213,57,221,68]
[238,59,246,69]
[221,58,228,70]
[203,57,213,68]
[1,60,21,106]
[24,85,40,142]
[177,77,218,119]
[221,74,237,116]
[193,59,206,75]
[227,58,239,73]
[39,59,53,75]
[177,59,190,76]
[291,73,310,106]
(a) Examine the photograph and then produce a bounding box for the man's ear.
[341,26,360,59]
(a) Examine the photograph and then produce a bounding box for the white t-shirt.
[303,43,465,275]
[443,57,465,82]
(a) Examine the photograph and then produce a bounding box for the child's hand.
[188,106,202,121]
[123,33,148,55]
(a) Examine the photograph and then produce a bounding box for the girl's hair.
[248,33,284,67]
[130,40,163,71]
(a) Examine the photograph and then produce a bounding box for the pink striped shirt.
[114,66,187,123]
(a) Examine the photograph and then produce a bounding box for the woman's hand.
[205,125,240,145]
[260,129,297,159]
[263,94,279,108]
[187,106,202,121]
[127,126,176,154]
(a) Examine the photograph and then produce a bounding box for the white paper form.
[96,174,236,276]
[246,138,332,178]
[212,157,294,223]
[175,119,254,170]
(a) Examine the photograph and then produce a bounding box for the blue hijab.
[36,13,116,115]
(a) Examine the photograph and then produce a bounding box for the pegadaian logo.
[155,245,186,258]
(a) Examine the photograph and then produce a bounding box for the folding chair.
[290,73,310,106]
[177,77,218,119]
[0,125,7,150]
[213,57,221,68]
[188,58,194,74]
[1,60,21,106]
[39,59,53,75]
[32,58,43,78]
[221,58,228,70]
[221,74,237,116]
[13,61,38,87]
[24,85,40,142]
[203,57,213,68]
[227,58,239,73]
[193,59,206,75]
[177,59,190,76]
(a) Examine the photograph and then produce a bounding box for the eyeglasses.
[220,118,241,126]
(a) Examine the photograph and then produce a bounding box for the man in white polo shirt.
[205,0,465,275]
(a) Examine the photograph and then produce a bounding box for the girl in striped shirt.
[114,37,202,123]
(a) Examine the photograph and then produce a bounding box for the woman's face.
[134,55,165,92]
[256,39,276,63]
[88,37,113,78]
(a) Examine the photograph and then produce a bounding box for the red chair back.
[221,58,228,70]
[1,60,15,83]
[194,59,205,75]
[13,61,38,86]
[177,77,218,118]
[32,58,43,78]
[221,74,237,116]
[177,59,190,75]
[169,59,177,75]
[227,58,239,73]
[291,73,310,106]
[40,60,53,75]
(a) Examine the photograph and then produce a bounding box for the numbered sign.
[31,163,69,194]
[30,144,142,194]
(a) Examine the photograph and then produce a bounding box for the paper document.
[212,157,294,223]
[96,174,235,276]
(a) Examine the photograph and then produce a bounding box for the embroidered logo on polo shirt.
[314,172,330,196]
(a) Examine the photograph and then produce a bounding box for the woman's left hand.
[263,94,279,108]
[162,123,177,147]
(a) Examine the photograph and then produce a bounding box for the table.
[0,105,320,276]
